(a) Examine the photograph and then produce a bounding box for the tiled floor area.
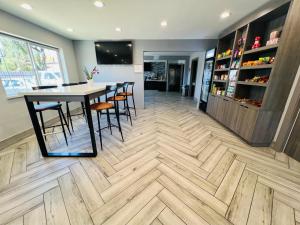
[0,91,300,225]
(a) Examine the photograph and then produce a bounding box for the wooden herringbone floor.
[0,91,300,225]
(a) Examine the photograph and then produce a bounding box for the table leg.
[84,95,98,156]
[25,96,49,157]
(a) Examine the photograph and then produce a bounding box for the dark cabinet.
[235,104,258,141]
[206,94,259,144]
[207,94,218,118]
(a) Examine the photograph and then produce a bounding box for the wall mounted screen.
[95,41,133,65]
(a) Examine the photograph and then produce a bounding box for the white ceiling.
[0,0,272,40]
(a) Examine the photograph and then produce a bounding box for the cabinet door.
[223,99,237,129]
[236,104,259,141]
[207,94,217,118]
[216,97,226,123]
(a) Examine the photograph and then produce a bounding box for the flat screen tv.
[95,41,133,65]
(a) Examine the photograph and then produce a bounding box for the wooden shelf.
[214,68,230,72]
[240,64,273,70]
[213,80,227,83]
[216,55,232,61]
[237,81,268,87]
[243,44,278,55]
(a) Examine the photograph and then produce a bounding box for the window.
[0,34,64,97]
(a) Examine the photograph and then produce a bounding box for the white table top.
[21,82,116,96]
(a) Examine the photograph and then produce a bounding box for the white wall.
[73,39,216,108]
[0,10,80,142]
[187,52,206,102]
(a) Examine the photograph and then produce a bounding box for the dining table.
[22,82,116,157]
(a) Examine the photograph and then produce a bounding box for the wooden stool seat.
[90,102,113,111]
[118,92,133,96]
[107,96,126,101]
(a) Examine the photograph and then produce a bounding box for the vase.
[87,79,94,86]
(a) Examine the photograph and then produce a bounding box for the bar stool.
[90,84,124,150]
[108,83,132,126]
[62,83,86,131]
[32,85,71,146]
[117,82,136,116]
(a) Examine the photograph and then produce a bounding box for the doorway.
[168,64,184,92]
[190,58,198,97]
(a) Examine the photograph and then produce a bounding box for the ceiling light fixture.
[127,43,132,47]
[114,54,118,57]
[220,11,231,19]
[96,44,101,47]
[66,28,73,32]
[21,3,32,10]
[161,20,167,27]
[115,27,121,32]
[94,1,104,8]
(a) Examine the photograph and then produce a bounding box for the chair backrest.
[32,85,57,90]
[105,83,124,102]
[123,81,135,93]
[62,83,79,86]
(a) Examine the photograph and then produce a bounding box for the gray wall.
[73,39,216,108]
[0,10,80,142]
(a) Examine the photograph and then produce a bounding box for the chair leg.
[66,102,74,132]
[60,107,72,136]
[81,102,86,121]
[126,98,132,126]
[97,111,103,150]
[106,109,112,135]
[115,102,124,142]
[39,111,47,140]
[132,94,137,116]
[124,99,128,121]
[58,108,68,146]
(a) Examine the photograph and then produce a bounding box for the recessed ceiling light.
[114,54,118,57]
[115,27,121,32]
[127,43,132,47]
[21,3,32,10]
[220,11,231,19]
[94,1,104,8]
[96,44,101,47]
[161,20,167,27]
[106,50,110,53]
[66,28,73,32]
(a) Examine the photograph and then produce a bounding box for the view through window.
[0,34,64,97]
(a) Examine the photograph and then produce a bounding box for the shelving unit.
[213,80,227,83]
[206,1,293,146]
[243,44,278,55]
[240,64,273,70]
[216,55,232,61]
[237,81,268,87]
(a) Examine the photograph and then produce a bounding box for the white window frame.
[0,33,66,98]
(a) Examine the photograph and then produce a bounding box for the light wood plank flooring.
[0,91,300,225]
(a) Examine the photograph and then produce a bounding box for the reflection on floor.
[0,90,299,225]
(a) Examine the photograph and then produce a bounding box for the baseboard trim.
[0,107,82,151]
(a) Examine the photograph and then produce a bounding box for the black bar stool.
[62,83,86,131]
[32,85,71,146]
[90,84,124,150]
[108,83,132,126]
[117,82,137,116]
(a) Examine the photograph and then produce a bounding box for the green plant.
[84,66,98,80]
